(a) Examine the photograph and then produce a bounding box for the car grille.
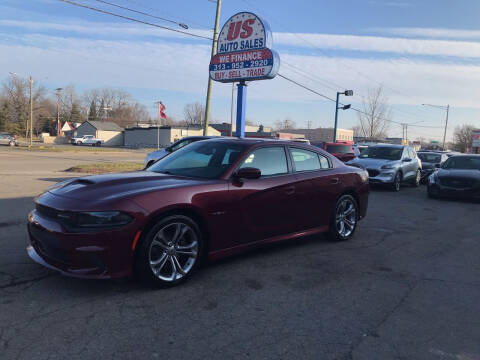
[367,169,379,177]
[36,204,60,219]
[440,178,476,188]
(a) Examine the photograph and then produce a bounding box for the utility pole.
[203,0,222,136]
[55,88,63,137]
[422,103,450,150]
[442,105,450,151]
[29,76,33,147]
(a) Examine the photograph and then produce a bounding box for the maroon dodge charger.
[27,138,369,287]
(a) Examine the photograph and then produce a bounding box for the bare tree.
[356,86,391,140]
[453,124,474,153]
[274,118,296,130]
[183,102,204,126]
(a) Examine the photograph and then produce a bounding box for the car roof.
[448,154,480,158]
[369,144,405,148]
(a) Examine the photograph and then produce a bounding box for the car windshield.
[147,141,245,179]
[326,145,352,154]
[442,157,480,170]
[418,153,441,163]
[359,147,403,160]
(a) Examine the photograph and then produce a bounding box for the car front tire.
[135,215,203,288]
[391,172,401,192]
[328,194,358,242]
[412,169,421,187]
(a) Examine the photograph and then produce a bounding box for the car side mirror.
[402,158,412,162]
[165,147,172,153]
[234,167,261,180]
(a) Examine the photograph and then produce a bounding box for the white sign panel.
[209,12,279,83]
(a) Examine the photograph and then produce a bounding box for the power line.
[92,0,190,28]
[239,0,437,121]
[123,0,213,30]
[59,0,213,40]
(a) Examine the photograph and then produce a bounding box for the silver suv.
[347,144,422,191]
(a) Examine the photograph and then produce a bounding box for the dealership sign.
[473,129,480,148]
[209,12,280,82]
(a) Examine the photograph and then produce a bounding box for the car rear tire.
[411,170,421,187]
[391,172,401,192]
[96,142,101,147]
[135,215,203,288]
[9,141,15,147]
[77,141,82,145]
[328,194,358,242]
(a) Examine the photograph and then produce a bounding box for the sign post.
[209,12,279,138]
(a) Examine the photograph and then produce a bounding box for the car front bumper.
[428,184,480,199]
[367,171,396,184]
[27,209,139,279]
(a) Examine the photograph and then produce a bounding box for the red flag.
[159,102,167,120]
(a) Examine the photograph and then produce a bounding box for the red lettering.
[240,19,255,39]
[227,21,242,41]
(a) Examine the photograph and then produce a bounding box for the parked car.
[144,136,214,168]
[347,144,422,191]
[427,154,480,199]
[27,138,369,287]
[0,133,17,146]
[71,135,104,146]
[417,151,449,183]
[313,141,357,162]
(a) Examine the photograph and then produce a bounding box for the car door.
[289,147,340,231]
[228,145,300,243]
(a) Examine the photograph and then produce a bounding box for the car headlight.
[59,211,133,228]
[381,164,395,169]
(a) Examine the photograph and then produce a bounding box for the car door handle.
[285,186,295,195]
[330,178,339,184]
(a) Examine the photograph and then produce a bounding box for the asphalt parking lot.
[1,147,479,360]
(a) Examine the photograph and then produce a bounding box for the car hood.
[348,158,399,169]
[48,171,207,201]
[437,169,480,180]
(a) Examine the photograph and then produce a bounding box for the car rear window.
[418,153,441,163]
[326,145,352,154]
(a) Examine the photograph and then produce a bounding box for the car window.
[326,144,352,154]
[290,148,321,172]
[318,154,331,169]
[443,156,480,170]
[240,146,288,176]
[170,139,192,152]
[359,147,403,160]
[148,141,245,179]
[418,153,441,163]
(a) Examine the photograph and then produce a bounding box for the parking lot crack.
[344,281,418,360]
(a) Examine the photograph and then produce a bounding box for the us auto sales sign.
[209,12,280,83]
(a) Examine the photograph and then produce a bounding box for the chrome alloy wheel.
[335,198,357,238]
[148,222,198,282]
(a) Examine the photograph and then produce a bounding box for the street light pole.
[333,90,353,142]
[203,0,222,136]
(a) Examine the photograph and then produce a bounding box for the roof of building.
[83,120,123,131]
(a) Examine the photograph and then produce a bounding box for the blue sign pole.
[235,80,247,138]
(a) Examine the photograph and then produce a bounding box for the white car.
[71,135,104,146]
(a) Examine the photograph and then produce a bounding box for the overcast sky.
[1,0,480,141]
